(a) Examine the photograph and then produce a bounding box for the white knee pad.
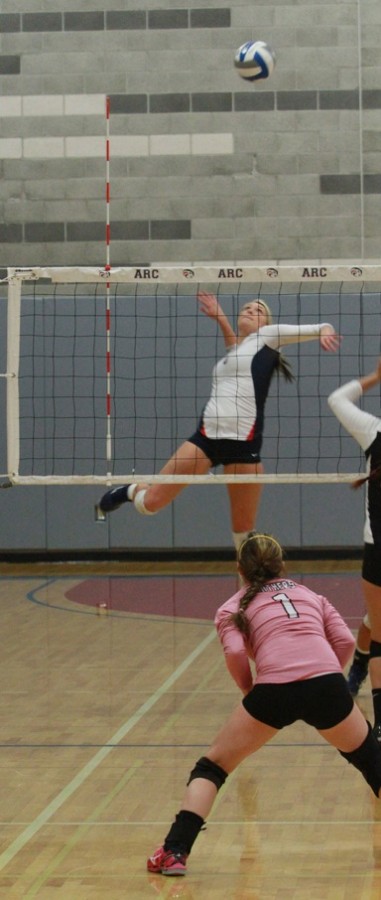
[232,531,249,554]
[133,489,157,516]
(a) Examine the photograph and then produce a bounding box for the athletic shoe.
[346,661,368,697]
[95,485,131,521]
[147,846,187,876]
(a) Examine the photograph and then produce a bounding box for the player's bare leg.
[319,703,381,799]
[96,441,211,519]
[147,704,277,877]
[319,703,369,754]
[225,461,264,552]
[173,703,277,823]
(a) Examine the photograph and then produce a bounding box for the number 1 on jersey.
[272,592,299,619]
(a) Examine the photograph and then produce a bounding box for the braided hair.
[256,299,294,384]
[230,532,284,637]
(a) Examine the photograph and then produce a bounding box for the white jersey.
[201,322,328,441]
[328,380,381,544]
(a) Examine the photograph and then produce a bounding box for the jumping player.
[97,292,340,553]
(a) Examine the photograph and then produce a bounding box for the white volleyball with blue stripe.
[234,40,276,81]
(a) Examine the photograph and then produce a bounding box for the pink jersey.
[214,578,355,694]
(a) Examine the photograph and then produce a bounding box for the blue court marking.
[26,577,105,617]
[24,573,233,625]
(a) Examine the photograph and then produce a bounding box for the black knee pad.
[187,756,228,791]
[339,721,381,797]
[370,641,381,659]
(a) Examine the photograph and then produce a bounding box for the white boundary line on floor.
[0,628,215,872]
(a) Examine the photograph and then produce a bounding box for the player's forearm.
[225,654,253,693]
[197,291,237,347]
[360,371,381,394]
[217,315,237,347]
[263,323,330,346]
[327,379,379,450]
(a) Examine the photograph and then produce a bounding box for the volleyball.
[234,40,276,81]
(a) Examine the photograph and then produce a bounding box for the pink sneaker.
[147,846,187,876]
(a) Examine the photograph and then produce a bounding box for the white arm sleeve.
[259,323,331,350]
[328,380,381,452]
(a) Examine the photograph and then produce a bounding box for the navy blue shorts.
[242,673,354,730]
[188,428,261,467]
[362,543,381,587]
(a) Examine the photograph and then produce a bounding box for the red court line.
[65,572,364,625]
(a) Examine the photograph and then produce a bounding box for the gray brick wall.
[0,1,380,265]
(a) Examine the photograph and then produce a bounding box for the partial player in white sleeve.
[97,293,340,554]
[328,358,381,739]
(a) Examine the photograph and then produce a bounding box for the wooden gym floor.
[0,558,379,900]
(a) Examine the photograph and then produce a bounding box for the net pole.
[6,278,21,481]
[105,95,112,476]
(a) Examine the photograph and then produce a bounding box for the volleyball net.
[1,263,381,486]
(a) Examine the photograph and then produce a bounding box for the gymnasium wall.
[0,0,379,554]
[1,0,381,266]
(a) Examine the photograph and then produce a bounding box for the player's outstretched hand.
[197,291,223,320]
[319,325,342,352]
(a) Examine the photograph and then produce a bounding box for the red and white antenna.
[105,95,111,265]
[105,95,112,475]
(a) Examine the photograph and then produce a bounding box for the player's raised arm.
[261,321,341,352]
[197,291,237,348]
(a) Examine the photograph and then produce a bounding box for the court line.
[24,572,362,628]
[26,578,217,625]
[0,627,216,873]
[0,818,374,826]
[0,740,336,748]
[0,818,375,828]
[26,644,224,892]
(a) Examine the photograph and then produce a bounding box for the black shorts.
[362,542,381,587]
[188,428,261,467]
[242,673,354,730]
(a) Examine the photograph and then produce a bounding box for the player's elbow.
[327,390,340,414]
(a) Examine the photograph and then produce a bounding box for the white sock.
[127,484,137,501]
[133,489,157,516]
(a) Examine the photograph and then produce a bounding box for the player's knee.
[370,640,381,659]
[339,721,381,797]
[133,489,157,516]
[187,756,228,791]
